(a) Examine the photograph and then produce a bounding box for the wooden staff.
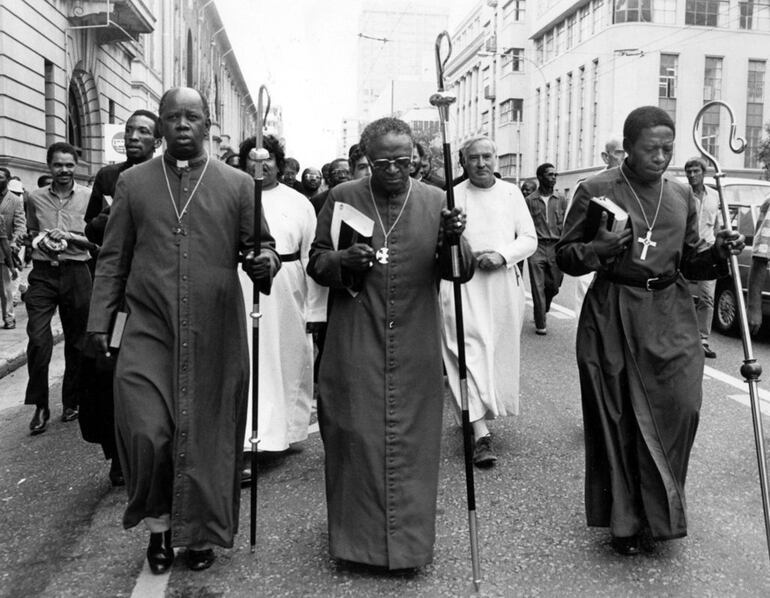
[249,84,271,554]
[693,100,770,561]
[430,30,481,592]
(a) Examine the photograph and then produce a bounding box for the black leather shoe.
[187,548,215,571]
[109,459,125,487]
[29,407,50,435]
[146,531,174,574]
[61,407,79,422]
[473,435,497,468]
[611,535,640,556]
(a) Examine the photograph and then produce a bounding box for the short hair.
[129,109,161,139]
[0,167,10,179]
[359,117,413,158]
[238,134,286,174]
[301,167,320,178]
[329,158,349,171]
[284,157,300,173]
[536,163,555,178]
[47,141,78,165]
[158,87,210,120]
[348,143,365,165]
[684,156,708,172]
[623,106,675,146]
[461,135,497,157]
[37,174,52,187]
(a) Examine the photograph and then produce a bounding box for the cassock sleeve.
[240,177,280,294]
[299,200,328,322]
[87,176,136,333]
[499,188,537,267]
[555,181,605,276]
[307,189,364,290]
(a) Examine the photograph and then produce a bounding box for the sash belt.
[600,270,680,292]
[279,250,301,262]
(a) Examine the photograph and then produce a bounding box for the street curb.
[0,328,64,379]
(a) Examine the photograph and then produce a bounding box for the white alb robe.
[440,179,537,421]
[240,183,327,451]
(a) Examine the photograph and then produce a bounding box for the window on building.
[498,153,522,178]
[501,48,524,73]
[578,66,585,167]
[659,53,678,124]
[67,83,83,158]
[535,37,544,64]
[701,57,723,160]
[44,60,56,146]
[740,1,770,31]
[614,0,652,23]
[545,84,551,159]
[685,0,729,26]
[545,30,554,62]
[746,60,767,168]
[566,14,575,48]
[503,0,525,21]
[592,0,606,33]
[500,98,524,124]
[703,56,723,101]
[108,99,116,125]
[566,72,574,169]
[653,0,677,23]
[555,78,562,166]
[579,6,591,39]
[481,110,490,135]
[555,23,565,56]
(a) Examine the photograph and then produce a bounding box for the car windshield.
[721,184,770,207]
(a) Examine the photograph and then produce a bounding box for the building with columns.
[447,0,770,195]
[0,0,259,188]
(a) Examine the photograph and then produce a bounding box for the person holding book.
[525,163,568,335]
[556,106,743,556]
[308,116,473,570]
[439,135,536,467]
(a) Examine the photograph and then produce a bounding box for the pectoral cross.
[637,229,657,261]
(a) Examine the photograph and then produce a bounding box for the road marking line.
[131,558,171,598]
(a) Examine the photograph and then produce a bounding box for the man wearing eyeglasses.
[308,117,473,571]
[525,163,568,335]
[310,158,350,215]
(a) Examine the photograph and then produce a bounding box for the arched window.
[67,82,83,158]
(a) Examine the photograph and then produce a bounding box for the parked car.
[702,178,770,335]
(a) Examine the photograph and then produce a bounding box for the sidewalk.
[0,299,63,380]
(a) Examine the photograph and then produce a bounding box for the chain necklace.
[161,154,210,236]
[368,178,412,264]
[619,166,664,261]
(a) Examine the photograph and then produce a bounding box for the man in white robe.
[440,136,537,467]
[238,135,326,459]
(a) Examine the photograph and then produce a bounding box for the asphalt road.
[2,277,770,597]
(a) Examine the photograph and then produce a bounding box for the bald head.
[601,139,625,168]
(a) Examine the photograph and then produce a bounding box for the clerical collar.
[163,151,208,171]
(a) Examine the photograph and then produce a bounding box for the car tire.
[713,283,739,336]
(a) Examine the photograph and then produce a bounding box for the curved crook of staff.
[693,100,770,562]
[430,30,482,592]
[249,83,271,554]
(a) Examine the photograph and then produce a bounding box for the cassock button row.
[179,453,185,458]
[182,342,188,347]
[181,387,187,393]
[182,410,187,415]
[182,275,187,281]
[182,320,187,327]
[388,321,394,329]
[183,252,188,258]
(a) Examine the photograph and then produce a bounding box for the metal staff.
[693,100,770,561]
[249,84,271,554]
[430,30,481,592]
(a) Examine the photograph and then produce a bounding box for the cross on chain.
[637,229,657,260]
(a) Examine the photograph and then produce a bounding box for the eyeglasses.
[369,157,412,171]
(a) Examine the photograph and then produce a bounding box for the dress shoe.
[29,407,50,435]
[535,327,547,336]
[61,407,79,422]
[703,343,716,359]
[473,435,497,468]
[146,531,174,574]
[109,459,125,487]
[240,466,252,487]
[187,548,216,571]
[611,535,640,556]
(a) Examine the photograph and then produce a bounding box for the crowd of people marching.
[0,85,750,574]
